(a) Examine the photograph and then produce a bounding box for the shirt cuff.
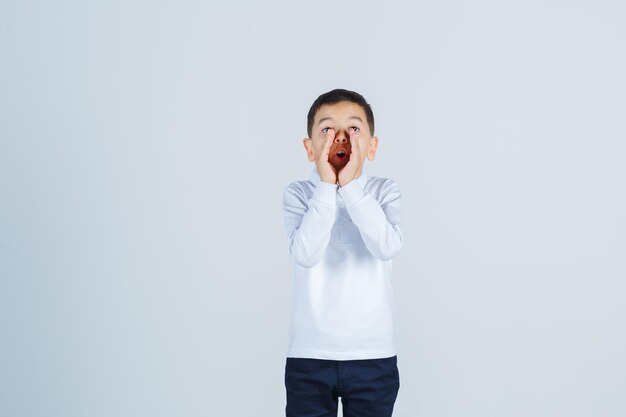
[312,181,338,205]
[338,178,366,206]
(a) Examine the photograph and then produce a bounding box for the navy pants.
[284,355,400,417]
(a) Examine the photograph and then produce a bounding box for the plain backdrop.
[1,1,625,416]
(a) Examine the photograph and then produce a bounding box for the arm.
[283,181,337,268]
[338,178,404,260]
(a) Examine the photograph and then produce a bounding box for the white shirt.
[282,164,404,360]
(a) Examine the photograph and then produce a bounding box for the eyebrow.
[317,116,364,125]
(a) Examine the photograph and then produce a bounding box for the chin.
[332,162,348,172]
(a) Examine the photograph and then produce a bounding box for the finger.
[349,130,359,158]
[320,129,334,159]
[325,128,335,150]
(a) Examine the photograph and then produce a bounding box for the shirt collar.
[309,164,369,189]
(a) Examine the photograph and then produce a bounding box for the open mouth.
[336,149,348,160]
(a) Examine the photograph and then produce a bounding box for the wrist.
[338,176,354,187]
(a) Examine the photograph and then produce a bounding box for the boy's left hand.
[338,130,363,186]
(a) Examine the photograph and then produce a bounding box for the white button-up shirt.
[282,165,404,360]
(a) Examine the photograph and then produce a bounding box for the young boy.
[282,88,404,417]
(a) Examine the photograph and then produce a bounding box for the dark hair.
[307,88,375,138]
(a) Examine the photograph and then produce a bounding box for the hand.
[316,128,338,184]
[338,129,363,186]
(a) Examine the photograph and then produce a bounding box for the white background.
[1,1,625,416]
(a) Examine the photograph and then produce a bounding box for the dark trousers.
[284,355,400,417]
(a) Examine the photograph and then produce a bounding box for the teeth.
[337,150,346,156]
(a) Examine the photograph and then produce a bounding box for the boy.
[282,88,404,417]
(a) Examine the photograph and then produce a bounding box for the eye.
[321,127,331,133]
[351,126,360,133]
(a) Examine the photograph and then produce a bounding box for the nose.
[334,131,348,144]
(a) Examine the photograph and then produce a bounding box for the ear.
[366,136,379,160]
[303,138,315,162]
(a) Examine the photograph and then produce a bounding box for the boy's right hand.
[316,129,337,184]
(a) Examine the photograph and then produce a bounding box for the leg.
[285,357,339,417]
[340,356,400,417]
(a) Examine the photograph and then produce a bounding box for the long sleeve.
[337,178,404,260]
[283,181,338,268]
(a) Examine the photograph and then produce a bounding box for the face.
[303,101,378,173]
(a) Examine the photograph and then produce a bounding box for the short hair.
[307,88,375,138]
